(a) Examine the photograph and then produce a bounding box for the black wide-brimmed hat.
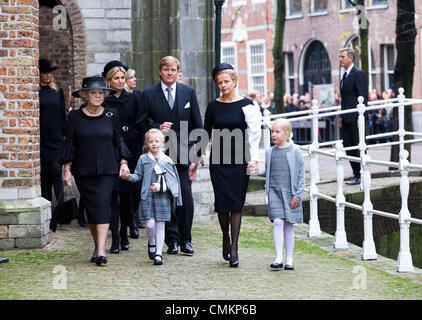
[102,60,129,78]
[72,76,116,98]
[38,58,57,73]
[212,62,234,81]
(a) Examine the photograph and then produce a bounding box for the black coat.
[135,82,203,166]
[340,65,368,123]
[105,90,143,192]
[39,86,66,161]
[62,106,130,176]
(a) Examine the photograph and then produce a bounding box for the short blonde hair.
[159,56,180,71]
[124,68,136,92]
[272,118,292,142]
[144,128,165,148]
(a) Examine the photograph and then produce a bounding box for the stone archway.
[38,0,86,110]
[302,40,332,94]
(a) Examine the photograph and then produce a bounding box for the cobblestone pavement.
[0,216,421,300]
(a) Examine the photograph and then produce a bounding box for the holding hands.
[247,160,258,175]
[119,161,130,180]
[63,168,72,186]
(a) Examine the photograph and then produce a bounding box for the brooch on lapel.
[106,111,114,117]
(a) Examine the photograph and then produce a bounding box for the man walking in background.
[339,48,368,185]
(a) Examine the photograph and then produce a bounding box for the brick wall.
[0,0,40,199]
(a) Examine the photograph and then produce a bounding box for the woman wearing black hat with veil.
[204,63,261,268]
[62,76,131,266]
[102,61,144,253]
[38,59,67,212]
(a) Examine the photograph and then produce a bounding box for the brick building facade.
[221,0,422,130]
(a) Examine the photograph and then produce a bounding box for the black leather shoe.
[284,264,294,270]
[154,254,163,265]
[110,239,120,254]
[181,242,194,255]
[270,262,283,269]
[0,257,9,264]
[121,235,130,250]
[148,242,156,260]
[167,242,179,254]
[130,227,139,239]
[346,177,361,185]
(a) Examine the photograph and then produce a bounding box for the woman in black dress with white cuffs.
[62,76,131,266]
[204,63,261,268]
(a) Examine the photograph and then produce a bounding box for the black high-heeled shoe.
[120,233,130,251]
[95,256,107,266]
[229,260,239,268]
[110,239,120,254]
[90,256,97,263]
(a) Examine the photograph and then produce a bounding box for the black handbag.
[49,192,79,233]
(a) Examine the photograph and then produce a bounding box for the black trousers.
[341,119,361,178]
[110,191,134,239]
[165,164,194,246]
[41,159,64,204]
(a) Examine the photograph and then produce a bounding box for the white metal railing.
[262,88,422,273]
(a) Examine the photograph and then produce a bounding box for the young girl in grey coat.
[260,118,305,270]
[123,129,182,265]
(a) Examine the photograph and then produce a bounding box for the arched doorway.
[302,40,332,94]
[38,0,86,110]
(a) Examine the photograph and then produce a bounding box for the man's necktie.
[166,87,174,109]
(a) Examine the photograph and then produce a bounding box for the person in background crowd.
[124,68,146,231]
[38,59,68,215]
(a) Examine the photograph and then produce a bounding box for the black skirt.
[74,174,116,224]
[209,163,250,213]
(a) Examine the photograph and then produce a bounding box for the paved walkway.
[0,215,421,300]
[1,144,421,301]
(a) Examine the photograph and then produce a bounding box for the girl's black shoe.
[154,254,163,265]
[148,243,156,260]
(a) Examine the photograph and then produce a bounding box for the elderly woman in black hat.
[38,59,67,211]
[62,76,131,266]
[203,62,261,268]
[102,60,144,253]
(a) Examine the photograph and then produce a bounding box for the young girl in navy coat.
[123,129,182,265]
[260,118,305,270]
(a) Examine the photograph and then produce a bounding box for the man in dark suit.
[136,56,203,255]
[339,48,368,185]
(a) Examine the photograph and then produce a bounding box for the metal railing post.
[396,149,414,272]
[361,154,377,260]
[357,96,367,188]
[397,88,405,153]
[334,142,348,249]
[311,100,320,183]
[308,144,321,237]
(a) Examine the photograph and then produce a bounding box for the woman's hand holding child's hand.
[149,184,158,192]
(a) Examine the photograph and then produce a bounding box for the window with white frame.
[284,53,295,94]
[221,45,237,70]
[369,0,387,6]
[341,0,353,10]
[382,44,395,91]
[232,0,246,7]
[286,0,302,16]
[311,0,328,13]
[248,42,267,95]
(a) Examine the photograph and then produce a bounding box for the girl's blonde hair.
[273,118,292,142]
[144,128,165,148]
[105,66,127,90]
